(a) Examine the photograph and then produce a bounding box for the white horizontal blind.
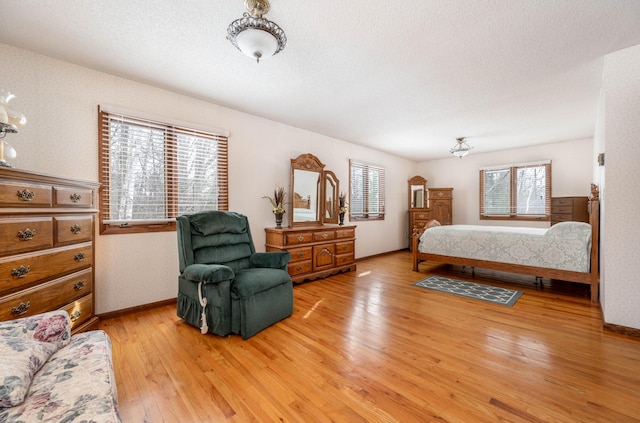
[480,161,550,217]
[98,107,228,228]
[350,160,386,219]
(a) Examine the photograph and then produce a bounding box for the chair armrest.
[182,263,235,283]
[250,252,291,270]
[0,310,71,349]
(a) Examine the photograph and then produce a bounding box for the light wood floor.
[100,251,640,422]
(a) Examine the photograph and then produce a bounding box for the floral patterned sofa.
[0,310,122,422]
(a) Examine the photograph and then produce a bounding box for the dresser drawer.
[0,217,54,257]
[61,293,94,330]
[55,215,93,245]
[335,241,354,255]
[0,269,93,321]
[0,181,52,207]
[336,253,355,266]
[412,221,428,230]
[0,243,93,296]
[288,260,312,276]
[551,214,573,223]
[429,189,452,199]
[335,228,355,239]
[313,230,335,242]
[54,187,94,208]
[288,246,312,263]
[412,211,430,220]
[285,232,313,245]
[551,205,574,214]
[551,197,576,207]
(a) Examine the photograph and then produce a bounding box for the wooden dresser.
[265,225,356,283]
[408,188,453,251]
[550,196,589,225]
[0,168,99,334]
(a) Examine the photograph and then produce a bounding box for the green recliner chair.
[176,211,293,339]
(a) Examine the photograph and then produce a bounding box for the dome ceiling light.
[450,137,473,159]
[227,0,287,63]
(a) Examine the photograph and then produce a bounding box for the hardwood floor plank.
[100,251,640,422]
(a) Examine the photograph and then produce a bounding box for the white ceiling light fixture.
[450,137,473,159]
[227,0,287,63]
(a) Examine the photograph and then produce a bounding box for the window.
[349,160,386,220]
[479,161,551,221]
[98,106,228,234]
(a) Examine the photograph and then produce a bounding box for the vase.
[339,212,345,226]
[275,212,284,229]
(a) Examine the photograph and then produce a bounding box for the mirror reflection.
[411,185,424,208]
[292,169,320,222]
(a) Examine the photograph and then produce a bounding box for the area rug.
[412,276,523,306]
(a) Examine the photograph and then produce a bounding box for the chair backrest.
[177,211,256,273]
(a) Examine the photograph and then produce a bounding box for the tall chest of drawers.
[550,196,589,225]
[265,225,356,283]
[408,188,454,251]
[0,168,99,333]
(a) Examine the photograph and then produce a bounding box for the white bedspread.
[293,207,317,221]
[418,222,592,272]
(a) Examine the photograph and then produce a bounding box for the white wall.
[416,139,594,227]
[599,43,640,329]
[0,43,416,314]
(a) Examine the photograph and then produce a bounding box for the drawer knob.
[322,233,328,239]
[297,236,303,241]
[16,189,35,201]
[70,193,82,203]
[297,253,304,258]
[342,246,347,251]
[74,252,85,262]
[17,228,36,241]
[70,309,82,322]
[11,301,30,316]
[296,266,303,271]
[74,280,86,290]
[70,224,82,234]
[11,265,30,278]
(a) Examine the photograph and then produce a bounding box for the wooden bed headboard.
[293,192,311,209]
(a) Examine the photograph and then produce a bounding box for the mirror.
[324,171,339,224]
[408,176,427,209]
[292,169,321,223]
[290,153,340,226]
[290,154,324,226]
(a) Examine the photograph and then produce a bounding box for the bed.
[412,184,600,303]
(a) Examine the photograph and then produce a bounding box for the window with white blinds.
[349,160,385,220]
[479,161,551,220]
[98,106,228,234]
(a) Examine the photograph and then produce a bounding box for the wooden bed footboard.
[412,184,600,304]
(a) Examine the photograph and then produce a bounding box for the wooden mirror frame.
[324,170,339,224]
[408,175,427,209]
[290,153,340,227]
[290,154,324,226]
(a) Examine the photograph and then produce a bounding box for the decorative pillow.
[0,337,58,407]
[426,219,441,229]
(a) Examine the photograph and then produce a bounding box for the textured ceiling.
[1,0,640,161]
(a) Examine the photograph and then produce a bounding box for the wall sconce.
[0,91,27,168]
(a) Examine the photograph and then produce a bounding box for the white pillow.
[0,337,58,407]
